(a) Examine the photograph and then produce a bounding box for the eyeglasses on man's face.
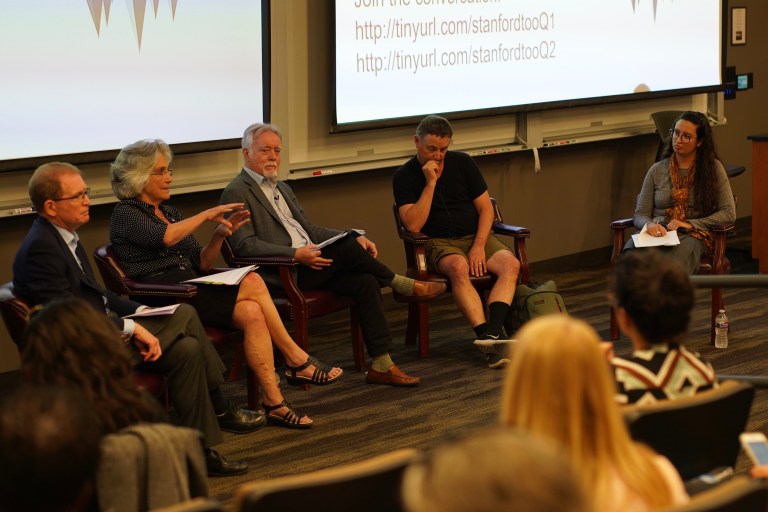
[669,129,695,144]
[52,188,90,202]
[149,168,174,177]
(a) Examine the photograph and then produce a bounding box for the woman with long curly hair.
[624,110,736,273]
[499,315,689,511]
[21,297,164,433]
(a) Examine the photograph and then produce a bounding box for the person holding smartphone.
[740,433,768,478]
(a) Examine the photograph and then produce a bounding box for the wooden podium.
[748,134,768,273]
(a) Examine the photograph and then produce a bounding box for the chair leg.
[350,308,366,371]
[246,368,260,411]
[161,378,169,412]
[418,302,430,358]
[293,314,311,391]
[711,288,724,346]
[228,343,245,382]
[405,302,419,345]
[229,342,260,409]
[609,306,620,340]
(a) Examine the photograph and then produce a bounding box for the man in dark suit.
[12,162,264,476]
[220,123,446,387]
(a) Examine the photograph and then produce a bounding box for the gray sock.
[389,274,416,295]
[371,352,395,372]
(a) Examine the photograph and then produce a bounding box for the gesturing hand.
[214,209,251,237]
[206,203,246,229]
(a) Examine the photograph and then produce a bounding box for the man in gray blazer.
[13,162,264,476]
[221,123,446,387]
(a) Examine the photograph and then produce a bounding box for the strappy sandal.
[262,400,313,429]
[285,356,343,386]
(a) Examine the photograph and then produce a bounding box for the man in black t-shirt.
[393,115,520,368]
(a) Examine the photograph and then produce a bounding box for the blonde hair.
[499,316,675,510]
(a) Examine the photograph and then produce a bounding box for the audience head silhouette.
[0,385,102,512]
[22,297,160,433]
[401,426,589,512]
[610,249,693,345]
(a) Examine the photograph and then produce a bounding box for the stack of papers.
[123,304,181,319]
[631,224,681,247]
[182,264,258,285]
[315,229,365,250]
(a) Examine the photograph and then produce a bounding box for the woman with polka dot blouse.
[109,139,344,430]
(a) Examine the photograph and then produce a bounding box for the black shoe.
[486,352,511,369]
[473,338,515,354]
[205,448,248,477]
[216,406,267,433]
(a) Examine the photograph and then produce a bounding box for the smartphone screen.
[746,440,768,465]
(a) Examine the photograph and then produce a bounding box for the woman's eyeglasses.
[669,129,695,144]
[149,168,174,177]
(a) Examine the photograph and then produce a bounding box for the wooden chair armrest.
[710,223,734,275]
[223,255,305,303]
[711,223,735,234]
[122,279,198,299]
[276,265,305,305]
[396,228,430,245]
[610,218,634,265]
[611,218,634,230]
[226,255,300,268]
[393,228,429,279]
[493,222,531,238]
[609,220,732,233]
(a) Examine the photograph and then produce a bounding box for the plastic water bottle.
[714,309,729,349]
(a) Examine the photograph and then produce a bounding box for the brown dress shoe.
[392,281,447,303]
[365,364,421,387]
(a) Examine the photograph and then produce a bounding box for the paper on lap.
[123,304,180,318]
[314,229,365,250]
[181,265,258,286]
[631,224,681,247]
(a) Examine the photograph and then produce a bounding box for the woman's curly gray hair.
[110,139,172,200]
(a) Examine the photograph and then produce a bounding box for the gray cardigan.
[97,424,208,512]
[632,158,736,231]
